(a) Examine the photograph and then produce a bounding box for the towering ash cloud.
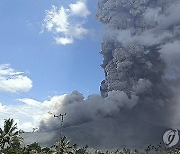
[96,0,180,128]
[95,0,180,130]
[97,0,178,100]
[31,0,180,148]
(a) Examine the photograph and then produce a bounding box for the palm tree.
[0,118,22,151]
[50,136,88,154]
[50,136,75,154]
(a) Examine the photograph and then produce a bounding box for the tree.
[3,135,24,154]
[0,118,22,152]
[23,142,42,154]
[50,136,88,154]
[75,145,88,154]
[50,136,76,154]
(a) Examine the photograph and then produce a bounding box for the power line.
[48,111,102,140]
[0,83,56,118]
[0,83,103,141]
[0,82,42,102]
[0,91,19,100]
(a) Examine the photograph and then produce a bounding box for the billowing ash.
[97,0,177,99]
[33,0,180,149]
[96,0,180,127]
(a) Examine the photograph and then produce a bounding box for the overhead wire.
[0,82,62,117]
[0,82,103,139]
[0,90,19,100]
[0,82,43,102]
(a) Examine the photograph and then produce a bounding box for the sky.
[0,0,104,131]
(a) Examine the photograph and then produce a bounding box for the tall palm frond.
[0,118,22,151]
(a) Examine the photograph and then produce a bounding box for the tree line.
[1,118,180,154]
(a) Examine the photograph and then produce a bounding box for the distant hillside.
[22,117,168,149]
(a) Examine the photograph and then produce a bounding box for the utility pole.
[53,112,67,154]
[54,113,67,140]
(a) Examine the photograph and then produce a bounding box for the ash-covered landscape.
[1,0,180,153]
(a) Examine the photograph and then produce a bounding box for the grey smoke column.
[97,0,175,101]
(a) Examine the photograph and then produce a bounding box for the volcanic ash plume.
[31,0,180,149]
[97,0,175,98]
[97,0,180,124]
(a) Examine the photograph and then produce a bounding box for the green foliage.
[3,135,24,154]
[42,147,51,153]
[2,118,180,154]
[0,118,23,153]
[75,145,88,154]
[24,142,42,154]
[50,136,76,153]
[48,136,88,154]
